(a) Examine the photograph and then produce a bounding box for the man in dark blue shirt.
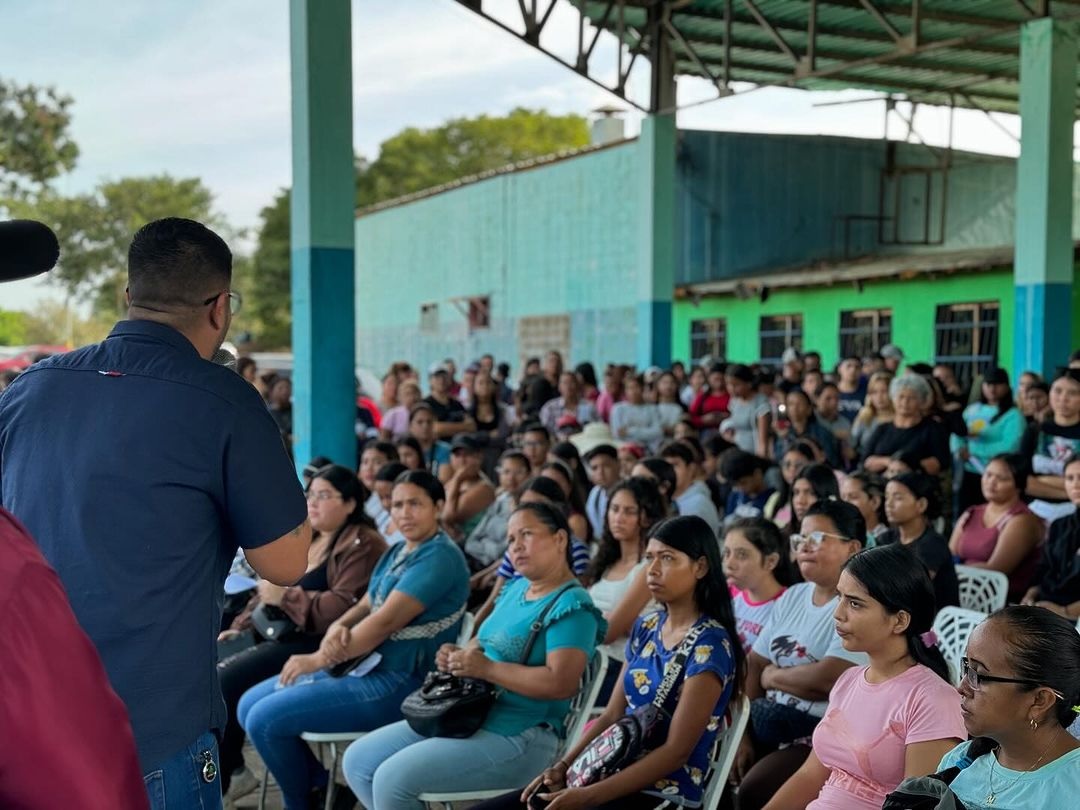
[0,218,311,809]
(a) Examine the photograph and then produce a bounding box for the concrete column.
[1014,18,1077,378]
[636,115,676,368]
[289,0,357,470]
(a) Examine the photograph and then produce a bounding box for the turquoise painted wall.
[356,142,640,374]
[355,130,1080,377]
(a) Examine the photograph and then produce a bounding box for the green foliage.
[0,79,79,195]
[0,310,28,345]
[356,107,590,207]
[7,175,224,317]
[244,109,589,348]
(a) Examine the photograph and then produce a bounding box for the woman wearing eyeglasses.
[730,500,867,810]
[216,464,387,800]
[762,544,966,810]
[937,606,1080,808]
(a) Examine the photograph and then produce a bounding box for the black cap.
[450,433,485,453]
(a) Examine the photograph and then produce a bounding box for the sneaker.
[225,767,260,802]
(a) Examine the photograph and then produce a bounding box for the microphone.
[0,220,60,283]
[212,347,238,371]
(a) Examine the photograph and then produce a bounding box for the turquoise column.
[1014,18,1077,378]
[289,0,356,470]
[636,114,676,368]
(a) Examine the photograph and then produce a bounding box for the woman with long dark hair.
[475,515,745,810]
[763,544,965,809]
[1020,367,1080,502]
[586,477,668,700]
[781,462,840,540]
[881,473,960,609]
[953,367,1025,510]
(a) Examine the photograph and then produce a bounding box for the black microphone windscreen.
[0,220,61,283]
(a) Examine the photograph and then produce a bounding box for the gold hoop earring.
[1030,718,1039,732]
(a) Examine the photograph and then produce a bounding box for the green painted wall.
[673,265,1080,373]
[672,268,1018,372]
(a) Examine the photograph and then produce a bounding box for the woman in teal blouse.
[342,501,605,809]
[951,367,1025,511]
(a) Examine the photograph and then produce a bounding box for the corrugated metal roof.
[581,0,1080,114]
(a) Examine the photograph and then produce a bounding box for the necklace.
[985,741,1054,805]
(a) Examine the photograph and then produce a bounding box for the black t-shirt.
[862,418,951,471]
[1036,511,1080,604]
[879,526,959,608]
[1019,418,1080,483]
[424,395,467,423]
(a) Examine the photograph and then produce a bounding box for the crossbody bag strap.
[518,581,577,665]
[652,620,708,708]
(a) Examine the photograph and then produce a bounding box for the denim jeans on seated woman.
[143,729,222,810]
[237,669,419,810]
[342,719,560,810]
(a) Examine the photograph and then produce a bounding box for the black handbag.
[401,582,574,739]
[565,622,706,788]
[251,603,300,642]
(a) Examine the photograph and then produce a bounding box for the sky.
[0,0,1042,312]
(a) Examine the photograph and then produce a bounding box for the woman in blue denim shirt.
[342,501,605,809]
[237,470,469,810]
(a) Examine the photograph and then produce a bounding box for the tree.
[356,107,590,207]
[7,175,225,317]
[0,310,28,345]
[240,189,292,349]
[0,79,79,196]
[246,108,590,348]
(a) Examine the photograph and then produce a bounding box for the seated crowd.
[216,346,1080,809]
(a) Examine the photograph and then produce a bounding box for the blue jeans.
[143,730,222,810]
[343,720,560,810]
[237,669,419,810]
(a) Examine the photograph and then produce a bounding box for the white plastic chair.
[259,612,478,810]
[955,565,1008,614]
[419,648,610,809]
[698,694,752,810]
[932,606,987,687]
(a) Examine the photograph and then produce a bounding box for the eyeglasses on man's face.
[789,530,851,555]
[202,290,242,315]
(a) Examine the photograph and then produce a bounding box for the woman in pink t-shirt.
[764,544,966,810]
[722,517,790,654]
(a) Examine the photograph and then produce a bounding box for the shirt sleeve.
[571,539,591,575]
[496,550,515,580]
[684,625,736,686]
[751,591,787,661]
[225,403,308,549]
[544,606,601,653]
[937,741,972,771]
[904,678,969,746]
[0,558,149,809]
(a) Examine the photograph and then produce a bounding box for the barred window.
[934,302,999,389]
[759,314,803,366]
[690,318,726,365]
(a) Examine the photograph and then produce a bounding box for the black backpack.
[883,738,994,810]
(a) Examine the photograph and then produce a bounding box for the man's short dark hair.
[583,443,618,462]
[128,218,232,306]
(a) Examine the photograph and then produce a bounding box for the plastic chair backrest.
[955,565,1008,614]
[699,695,751,810]
[932,606,988,686]
[457,611,475,646]
[561,649,609,756]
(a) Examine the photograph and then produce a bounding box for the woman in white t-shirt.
[723,517,790,654]
[586,477,668,702]
[764,543,965,810]
[731,500,868,810]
